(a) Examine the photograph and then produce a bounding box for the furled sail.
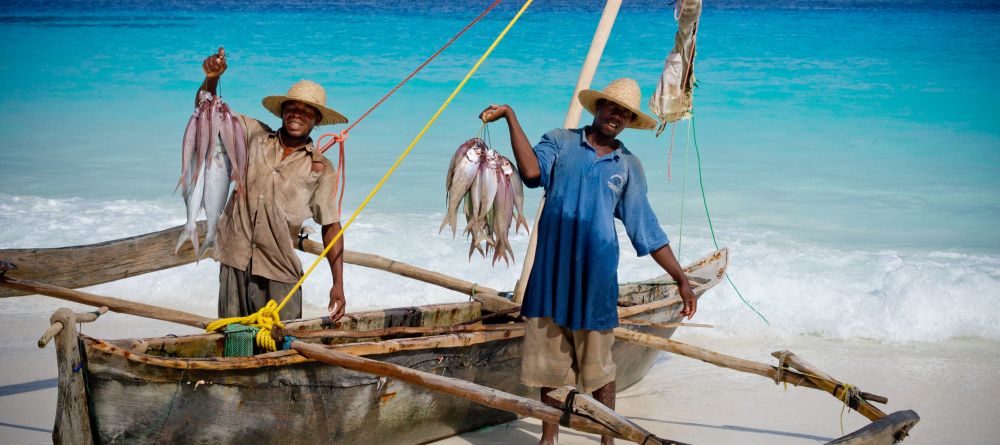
[649,0,702,135]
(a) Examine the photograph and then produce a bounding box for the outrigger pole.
[513,0,623,305]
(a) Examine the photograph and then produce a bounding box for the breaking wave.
[1,194,997,343]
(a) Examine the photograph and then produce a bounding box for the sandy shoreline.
[1,301,997,444]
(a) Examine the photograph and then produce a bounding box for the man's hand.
[678,281,697,319]
[328,285,346,321]
[479,104,511,123]
[203,47,227,78]
[649,245,698,319]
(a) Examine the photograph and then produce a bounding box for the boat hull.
[82,313,675,444]
[31,243,725,444]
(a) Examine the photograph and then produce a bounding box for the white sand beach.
[1,297,997,444]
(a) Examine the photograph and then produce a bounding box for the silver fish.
[198,135,233,260]
[176,108,199,195]
[503,158,529,233]
[446,138,484,193]
[491,172,515,266]
[464,161,486,259]
[175,154,206,255]
[476,150,499,222]
[175,94,248,257]
[440,144,482,237]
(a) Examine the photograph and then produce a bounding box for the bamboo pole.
[562,0,624,129]
[615,329,891,419]
[289,322,524,340]
[513,0,622,305]
[299,239,518,313]
[618,319,713,329]
[300,238,499,296]
[618,296,682,319]
[292,341,645,442]
[331,328,524,356]
[771,350,886,421]
[547,387,687,445]
[0,275,212,328]
[614,328,822,388]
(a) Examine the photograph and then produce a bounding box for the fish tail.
[174,224,199,256]
[516,215,530,234]
[438,211,452,235]
[173,175,185,196]
[196,236,215,261]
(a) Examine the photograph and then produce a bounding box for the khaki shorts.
[521,317,616,393]
[218,263,302,320]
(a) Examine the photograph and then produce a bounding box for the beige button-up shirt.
[215,115,341,284]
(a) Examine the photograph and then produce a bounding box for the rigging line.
[691,113,769,324]
[272,0,537,316]
[319,0,505,154]
[677,118,692,260]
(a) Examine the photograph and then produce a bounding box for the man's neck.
[278,128,311,150]
[584,126,619,155]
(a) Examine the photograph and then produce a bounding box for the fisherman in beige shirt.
[197,47,347,321]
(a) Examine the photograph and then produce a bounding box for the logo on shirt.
[607,174,624,193]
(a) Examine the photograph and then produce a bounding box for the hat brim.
[578,90,658,130]
[262,96,348,126]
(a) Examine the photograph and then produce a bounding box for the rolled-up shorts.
[218,263,302,320]
[521,317,616,393]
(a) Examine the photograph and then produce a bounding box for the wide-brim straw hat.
[262,80,348,126]
[578,78,658,130]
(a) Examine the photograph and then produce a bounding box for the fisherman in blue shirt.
[480,78,696,445]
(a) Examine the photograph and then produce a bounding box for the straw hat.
[262,80,348,126]
[578,78,657,130]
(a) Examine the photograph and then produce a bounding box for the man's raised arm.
[195,47,227,107]
[479,104,541,187]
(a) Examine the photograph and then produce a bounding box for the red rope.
[317,132,348,214]
[317,0,504,155]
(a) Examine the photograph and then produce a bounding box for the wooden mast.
[513,0,623,304]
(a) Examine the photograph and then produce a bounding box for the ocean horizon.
[1,0,998,343]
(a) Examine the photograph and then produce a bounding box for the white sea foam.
[1,194,997,343]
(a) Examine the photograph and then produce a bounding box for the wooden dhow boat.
[0,224,919,444]
[3,224,720,444]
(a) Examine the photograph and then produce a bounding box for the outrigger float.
[1,224,918,444]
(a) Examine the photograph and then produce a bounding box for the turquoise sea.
[0,0,998,342]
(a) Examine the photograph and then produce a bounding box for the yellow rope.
[837,383,858,435]
[772,362,862,434]
[206,0,536,350]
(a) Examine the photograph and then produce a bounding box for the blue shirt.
[521,128,670,331]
